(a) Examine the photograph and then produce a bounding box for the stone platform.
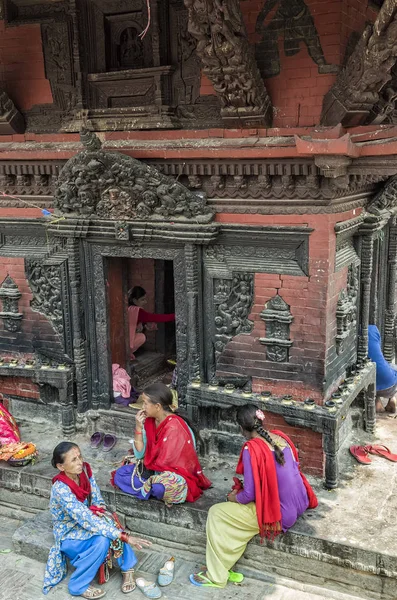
[1,415,397,599]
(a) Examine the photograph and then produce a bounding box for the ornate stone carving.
[55,130,214,223]
[0,91,25,134]
[259,294,293,362]
[183,0,272,127]
[336,264,359,355]
[368,174,397,214]
[25,260,63,337]
[321,1,397,126]
[0,275,23,332]
[41,21,78,114]
[213,274,254,360]
[367,62,397,124]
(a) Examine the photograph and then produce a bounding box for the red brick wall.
[0,377,39,400]
[216,209,361,401]
[0,20,53,111]
[0,257,62,356]
[264,411,324,475]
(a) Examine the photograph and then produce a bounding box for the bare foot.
[376,399,385,413]
[385,398,397,413]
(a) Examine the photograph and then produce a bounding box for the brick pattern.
[264,411,324,476]
[216,210,361,401]
[0,377,40,400]
[0,20,52,111]
[0,257,62,356]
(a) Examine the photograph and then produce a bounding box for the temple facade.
[1,0,397,488]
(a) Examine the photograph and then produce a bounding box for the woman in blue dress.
[43,441,151,599]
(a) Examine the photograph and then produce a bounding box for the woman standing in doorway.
[128,286,175,359]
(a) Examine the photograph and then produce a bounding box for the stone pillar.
[358,224,375,361]
[67,238,89,413]
[184,244,202,382]
[384,216,397,362]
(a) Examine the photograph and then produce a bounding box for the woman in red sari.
[113,383,211,505]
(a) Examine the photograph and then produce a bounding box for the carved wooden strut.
[183,0,273,127]
[321,0,397,127]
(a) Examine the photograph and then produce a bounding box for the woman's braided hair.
[236,404,285,466]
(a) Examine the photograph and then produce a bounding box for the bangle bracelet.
[120,532,129,543]
[135,430,142,435]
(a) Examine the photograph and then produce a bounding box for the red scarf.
[236,430,317,540]
[52,462,93,503]
[144,414,211,502]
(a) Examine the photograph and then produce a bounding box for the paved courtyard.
[0,515,373,600]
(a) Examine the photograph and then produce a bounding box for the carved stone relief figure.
[25,260,64,337]
[118,26,144,69]
[213,274,254,360]
[255,0,333,78]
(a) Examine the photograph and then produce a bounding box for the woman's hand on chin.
[136,410,146,428]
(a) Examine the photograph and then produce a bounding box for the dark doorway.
[106,257,176,396]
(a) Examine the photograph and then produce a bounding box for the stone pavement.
[0,516,368,600]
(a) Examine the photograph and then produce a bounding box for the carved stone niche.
[79,0,178,130]
[335,264,359,355]
[0,275,23,332]
[259,295,293,362]
[0,91,25,135]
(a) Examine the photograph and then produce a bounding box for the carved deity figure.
[118,27,144,69]
[255,0,327,78]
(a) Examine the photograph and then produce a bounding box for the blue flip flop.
[189,572,222,588]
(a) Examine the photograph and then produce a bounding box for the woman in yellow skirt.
[190,404,318,588]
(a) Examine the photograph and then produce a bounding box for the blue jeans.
[61,535,137,595]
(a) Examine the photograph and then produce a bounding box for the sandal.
[189,571,223,588]
[81,586,106,599]
[136,577,162,599]
[90,432,104,449]
[365,444,397,462]
[157,557,175,587]
[103,434,117,452]
[121,569,136,594]
[349,445,371,464]
[228,569,244,583]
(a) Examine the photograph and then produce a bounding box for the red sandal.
[349,445,372,464]
[364,444,397,462]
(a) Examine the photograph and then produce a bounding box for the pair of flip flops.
[349,444,397,464]
[189,570,244,588]
[136,558,175,599]
[90,432,117,452]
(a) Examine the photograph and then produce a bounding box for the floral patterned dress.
[43,475,120,594]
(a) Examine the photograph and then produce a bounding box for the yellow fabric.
[206,501,259,587]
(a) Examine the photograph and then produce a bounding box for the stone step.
[2,422,397,600]
[9,511,373,600]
